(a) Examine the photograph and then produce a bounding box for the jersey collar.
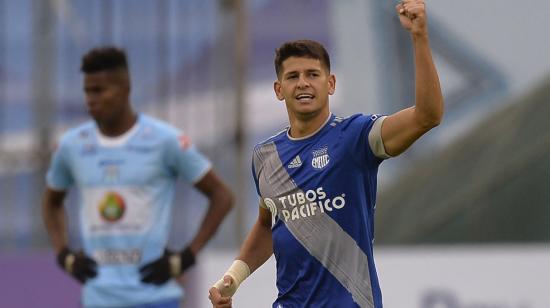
[96,116,140,147]
[287,113,333,141]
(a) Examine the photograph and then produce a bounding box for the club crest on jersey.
[311,147,330,169]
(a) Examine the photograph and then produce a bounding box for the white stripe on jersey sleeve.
[368,116,392,159]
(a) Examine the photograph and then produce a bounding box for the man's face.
[83,70,129,124]
[274,56,335,119]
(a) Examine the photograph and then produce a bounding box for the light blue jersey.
[252,114,387,308]
[47,114,211,307]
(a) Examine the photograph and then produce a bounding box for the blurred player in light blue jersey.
[42,47,233,308]
[209,1,443,307]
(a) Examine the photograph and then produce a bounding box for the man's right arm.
[42,187,98,283]
[236,205,273,272]
[42,188,69,253]
[209,204,273,306]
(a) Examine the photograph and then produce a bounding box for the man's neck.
[98,111,138,137]
[288,110,331,139]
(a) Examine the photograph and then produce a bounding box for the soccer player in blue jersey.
[209,1,443,307]
[42,47,233,308]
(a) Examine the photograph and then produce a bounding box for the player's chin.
[295,107,322,119]
[294,99,317,110]
[87,108,104,122]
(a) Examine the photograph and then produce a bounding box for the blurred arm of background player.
[42,189,69,256]
[139,169,234,285]
[187,170,234,257]
[42,188,98,283]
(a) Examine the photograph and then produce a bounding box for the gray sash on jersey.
[254,142,374,308]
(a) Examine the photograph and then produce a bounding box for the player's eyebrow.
[283,68,321,78]
[305,68,321,74]
[283,70,298,78]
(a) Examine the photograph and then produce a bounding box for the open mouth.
[295,93,315,101]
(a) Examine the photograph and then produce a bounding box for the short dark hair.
[80,46,128,73]
[274,40,331,78]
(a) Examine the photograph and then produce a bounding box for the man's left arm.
[140,131,234,284]
[188,170,234,254]
[379,0,444,157]
[140,169,233,284]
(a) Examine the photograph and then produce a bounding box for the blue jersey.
[47,114,211,307]
[252,114,386,308]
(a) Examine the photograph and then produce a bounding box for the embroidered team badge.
[311,147,330,169]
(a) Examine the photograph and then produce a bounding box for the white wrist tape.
[212,260,251,297]
[64,253,75,273]
[169,253,181,277]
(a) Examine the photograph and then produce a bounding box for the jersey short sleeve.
[46,136,74,190]
[164,132,211,184]
[344,114,387,168]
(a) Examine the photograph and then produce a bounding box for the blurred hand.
[208,276,235,308]
[56,247,97,284]
[140,246,195,285]
[396,0,428,36]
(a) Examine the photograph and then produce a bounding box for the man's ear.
[328,74,336,95]
[274,80,284,101]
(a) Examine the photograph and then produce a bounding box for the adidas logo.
[287,155,302,168]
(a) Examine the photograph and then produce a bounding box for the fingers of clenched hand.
[396,0,425,18]
[223,275,233,288]
[209,287,233,308]
[212,275,238,297]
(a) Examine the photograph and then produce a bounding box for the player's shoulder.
[139,114,179,134]
[251,127,288,161]
[137,114,183,140]
[57,120,96,147]
[136,114,197,152]
[254,127,288,149]
[337,113,385,130]
[341,113,383,124]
